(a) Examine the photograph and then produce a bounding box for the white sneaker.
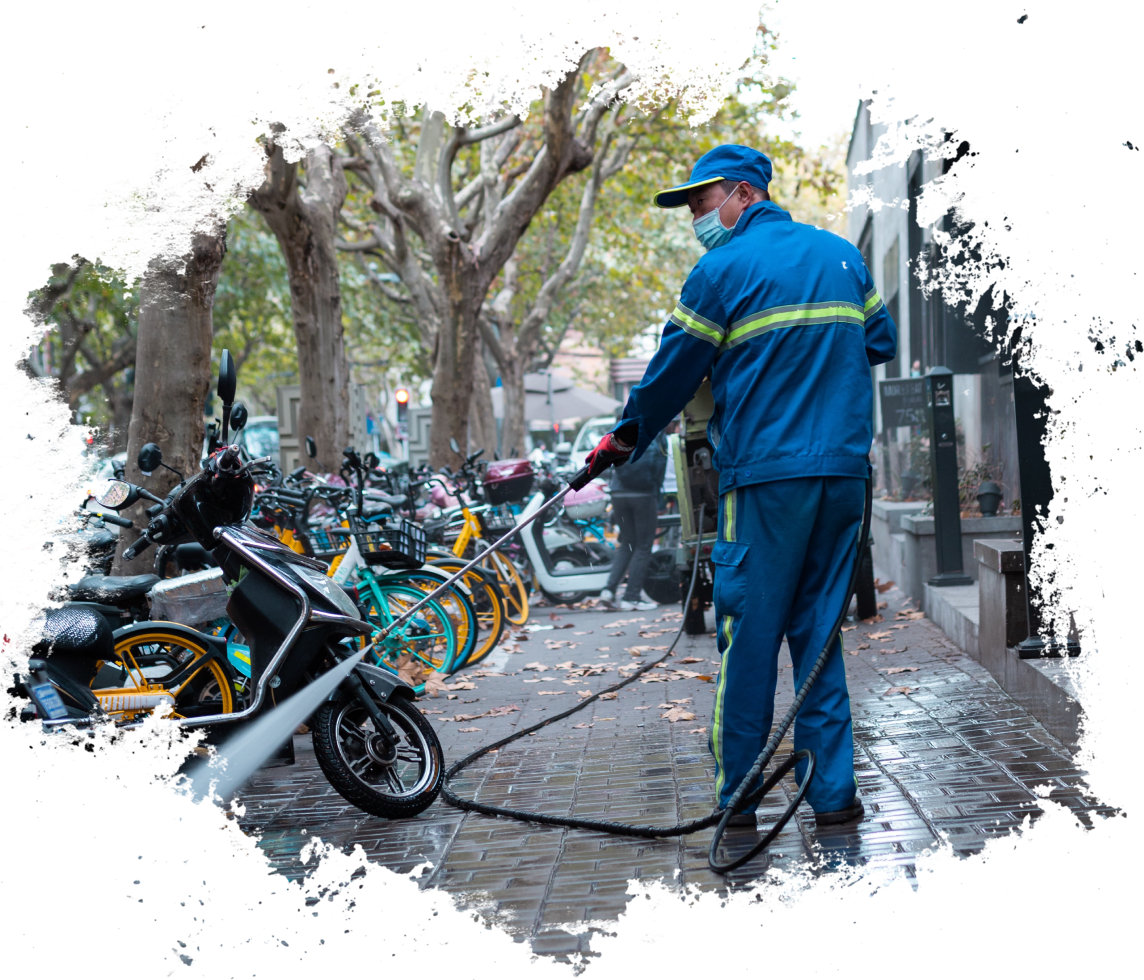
[627,598,659,611]
[600,589,617,609]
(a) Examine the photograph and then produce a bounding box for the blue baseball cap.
[653,144,773,209]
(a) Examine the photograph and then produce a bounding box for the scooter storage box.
[563,482,608,520]
[483,459,535,504]
[147,568,229,626]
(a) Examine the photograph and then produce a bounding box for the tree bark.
[467,329,498,457]
[112,230,224,575]
[249,140,351,472]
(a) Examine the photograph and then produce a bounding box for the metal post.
[1011,308,1079,658]
[925,367,972,586]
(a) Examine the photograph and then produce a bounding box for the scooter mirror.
[95,479,138,510]
[305,436,317,459]
[217,350,237,404]
[230,402,249,431]
[363,451,379,470]
[137,442,163,476]
[449,437,460,455]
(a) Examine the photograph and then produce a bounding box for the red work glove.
[584,431,634,479]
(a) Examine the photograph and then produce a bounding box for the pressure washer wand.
[370,464,592,641]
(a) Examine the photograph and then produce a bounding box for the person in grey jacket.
[600,430,669,611]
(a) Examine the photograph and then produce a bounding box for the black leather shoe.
[814,797,864,827]
[726,812,757,827]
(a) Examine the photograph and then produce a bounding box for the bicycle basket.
[354,517,427,569]
[477,505,518,536]
[305,525,352,559]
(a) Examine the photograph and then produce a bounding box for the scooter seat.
[67,573,160,604]
[41,528,116,558]
[33,605,114,685]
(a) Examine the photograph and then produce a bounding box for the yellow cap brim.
[652,176,725,209]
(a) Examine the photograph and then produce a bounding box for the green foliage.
[211,208,297,415]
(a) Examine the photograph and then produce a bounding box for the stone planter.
[870,499,928,588]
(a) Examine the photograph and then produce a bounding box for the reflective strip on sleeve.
[669,301,725,347]
[864,287,884,319]
[723,301,866,348]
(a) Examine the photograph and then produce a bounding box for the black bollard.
[925,367,973,586]
[1006,306,1084,658]
[854,532,878,619]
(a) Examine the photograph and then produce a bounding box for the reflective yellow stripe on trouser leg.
[713,487,737,801]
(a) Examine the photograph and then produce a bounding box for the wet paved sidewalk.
[236,587,1111,959]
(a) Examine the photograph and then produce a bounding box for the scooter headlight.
[293,564,361,619]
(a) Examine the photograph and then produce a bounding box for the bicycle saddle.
[66,574,161,604]
[40,530,115,553]
[32,605,113,685]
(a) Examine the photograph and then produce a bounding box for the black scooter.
[15,351,444,819]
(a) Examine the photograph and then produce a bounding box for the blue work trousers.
[708,476,864,814]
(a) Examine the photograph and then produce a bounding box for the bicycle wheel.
[483,548,530,626]
[427,559,505,667]
[361,583,458,693]
[99,624,238,721]
[373,568,478,669]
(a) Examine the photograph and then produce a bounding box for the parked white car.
[570,415,677,494]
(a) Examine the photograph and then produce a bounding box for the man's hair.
[718,178,769,201]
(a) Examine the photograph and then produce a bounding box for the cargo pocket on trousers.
[710,540,749,618]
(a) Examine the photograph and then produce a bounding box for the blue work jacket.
[617,201,897,493]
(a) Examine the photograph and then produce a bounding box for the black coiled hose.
[442,476,873,875]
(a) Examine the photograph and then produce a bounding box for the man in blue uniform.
[582,144,897,827]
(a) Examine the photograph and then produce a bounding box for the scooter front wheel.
[311,690,443,819]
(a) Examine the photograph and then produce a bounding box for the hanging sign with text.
[878,378,928,429]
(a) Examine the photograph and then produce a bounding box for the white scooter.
[516,483,614,604]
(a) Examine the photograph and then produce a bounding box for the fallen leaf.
[877,601,888,610]
[860,614,885,624]
[638,629,668,638]
[577,690,593,698]
[608,631,626,637]
[597,646,611,652]
[573,631,592,635]
[901,611,925,621]
[867,631,893,640]
[447,694,458,700]
[562,679,581,686]
[688,727,708,734]
[840,625,856,632]
[885,686,916,696]
[522,662,548,671]
[598,692,617,701]
[458,727,482,733]
[571,723,593,729]
[554,661,576,670]
[446,681,476,691]
[555,623,575,630]
[422,670,450,697]
[847,648,860,656]
[544,639,579,650]
[890,624,909,631]
[696,674,714,682]
[676,656,704,664]
[661,707,697,723]
[857,642,870,650]
[523,678,541,683]
[419,709,444,715]
[452,713,483,722]
[634,705,652,710]
[485,704,520,717]
[875,579,895,593]
[537,690,566,696]
[881,666,920,674]
[549,613,562,621]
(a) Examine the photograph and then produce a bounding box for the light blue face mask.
[692,183,744,252]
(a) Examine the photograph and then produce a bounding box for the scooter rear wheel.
[311,690,443,819]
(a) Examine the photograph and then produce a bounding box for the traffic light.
[394,387,410,424]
